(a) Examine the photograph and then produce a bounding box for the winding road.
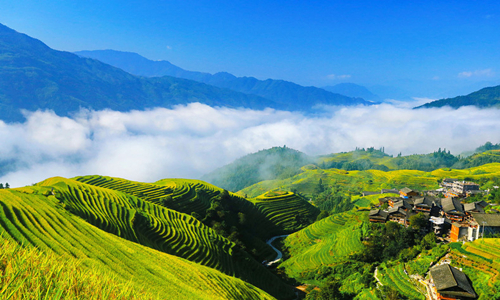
[265,235,289,267]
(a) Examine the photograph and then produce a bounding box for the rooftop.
[430,264,477,298]
[471,213,500,227]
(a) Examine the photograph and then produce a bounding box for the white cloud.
[458,69,494,78]
[1,103,500,188]
[326,74,352,80]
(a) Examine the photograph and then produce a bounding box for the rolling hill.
[0,183,282,299]
[201,146,313,192]
[75,49,373,110]
[0,23,277,122]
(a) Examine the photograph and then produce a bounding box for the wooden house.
[400,187,419,198]
[429,264,477,299]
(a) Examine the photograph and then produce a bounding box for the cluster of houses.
[367,179,499,299]
[368,179,500,242]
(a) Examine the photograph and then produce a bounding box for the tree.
[5,183,9,189]
[409,212,428,231]
[0,183,3,189]
[316,210,329,222]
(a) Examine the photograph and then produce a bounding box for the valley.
[2,148,500,299]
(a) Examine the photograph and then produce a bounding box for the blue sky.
[2,0,500,97]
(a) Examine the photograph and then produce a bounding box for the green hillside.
[0,186,278,299]
[240,163,500,199]
[416,85,500,109]
[202,146,313,192]
[32,176,295,299]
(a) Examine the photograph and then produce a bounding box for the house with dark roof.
[412,196,438,212]
[463,202,484,215]
[441,198,466,222]
[429,264,477,299]
[400,187,419,198]
[369,209,388,223]
[468,213,500,240]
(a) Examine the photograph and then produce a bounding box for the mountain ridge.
[0,23,278,122]
[75,49,373,110]
[415,84,500,109]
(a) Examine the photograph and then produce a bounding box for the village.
[368,179,500,300]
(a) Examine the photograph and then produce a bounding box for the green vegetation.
[202,146,313,192]
[0,187,277,299]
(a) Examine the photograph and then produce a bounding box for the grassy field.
[280,211,365,278]
[0,187,279,299]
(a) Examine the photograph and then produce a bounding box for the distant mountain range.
[322,83,381,102]
[75,49,372,110]
[0,24,280,122]
[416,85,500,109]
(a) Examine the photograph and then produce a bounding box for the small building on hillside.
[440,178,458,188]
[463,202,485,215]
[442,198,466,222]
[450,222,469,242]
[452,181,480,197]
[412,196,438,212]
[468,213,500,240]
[400,187,419,199]
[381,188,399,194]
[369,209,388,223]
[429,264,477,299]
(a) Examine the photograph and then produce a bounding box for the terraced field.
[26,177,294,299]
[378,263,425,300]
[240,163,500,198]
[448,239,500,298]
[75,175,217,217]
[0,187,277,299]
[280,211,365,276]
[250,191,320,232]
[76,175,314,237]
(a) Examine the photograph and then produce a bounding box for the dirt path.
[374,267,383,286]
[265,234,289,267]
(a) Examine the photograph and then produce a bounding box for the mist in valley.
[1,101,499,187]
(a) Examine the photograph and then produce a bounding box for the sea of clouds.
[1,102,499,187]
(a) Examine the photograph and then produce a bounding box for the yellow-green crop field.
[240,163,500,198]
[0,186,278,299]
[449,239,500,299]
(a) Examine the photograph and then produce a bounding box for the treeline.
[311,179,354,221]
[319,143,500,172]
[0,183,10,189]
